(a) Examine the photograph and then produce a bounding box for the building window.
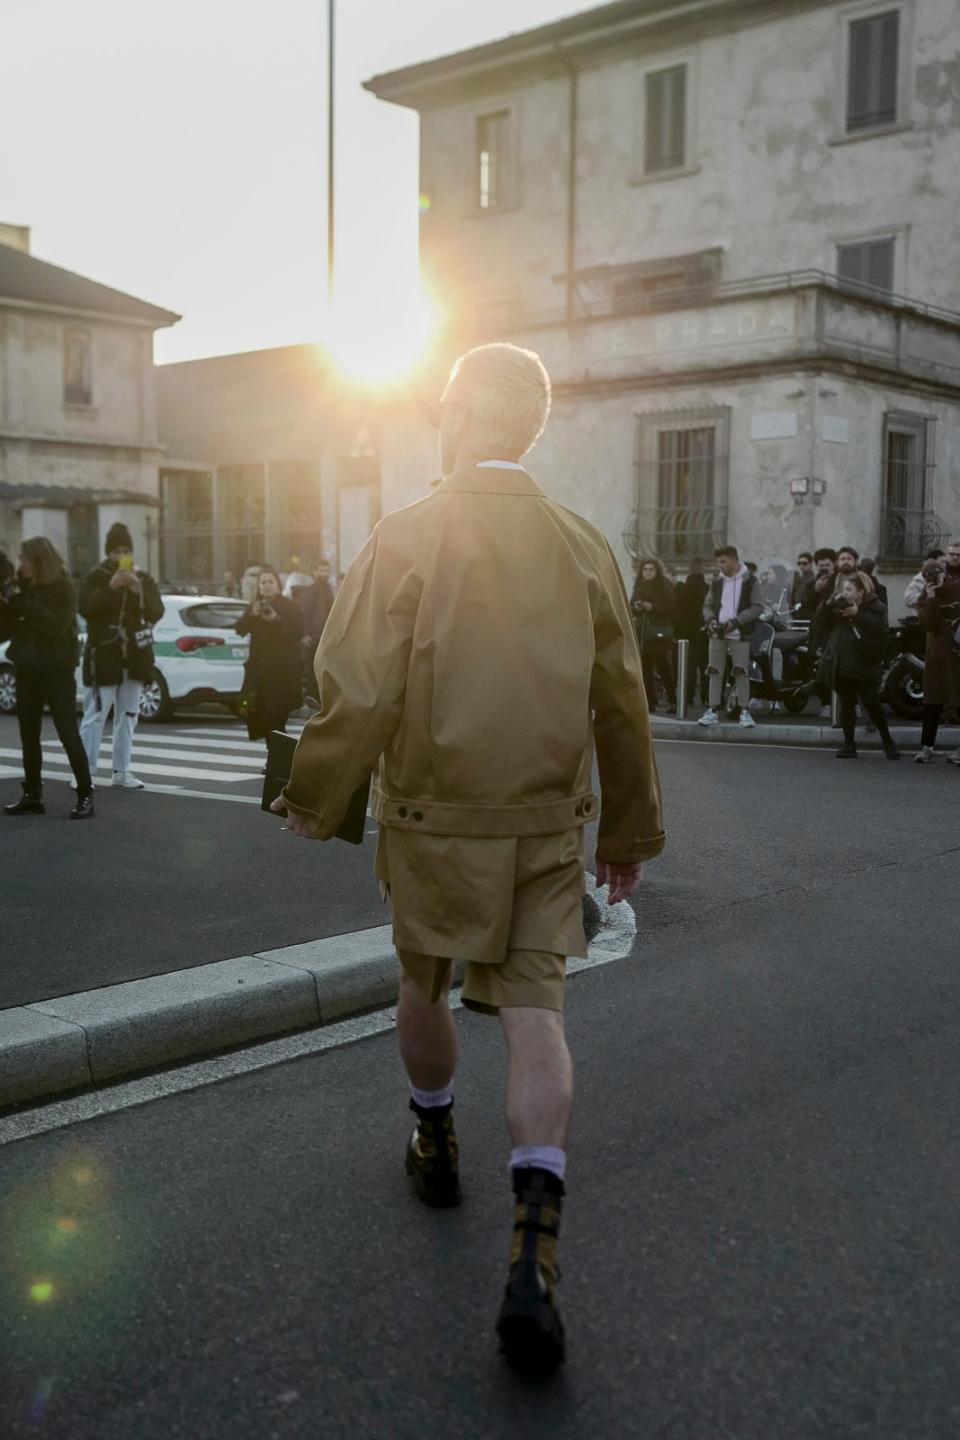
[645,65,687,174]
[476,110,512,211]
[63,328,92,406]
[847,9,899,132]
[837,236,896,295]
[629,408,730,564]
[881,411,941,560]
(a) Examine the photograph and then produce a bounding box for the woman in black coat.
[819,573,899,760]
[631,558,677,711]
[235,566,304,745]
[1,537,94,818]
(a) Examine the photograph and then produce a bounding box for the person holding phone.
[78,523,164,789]
[235,566,304,749]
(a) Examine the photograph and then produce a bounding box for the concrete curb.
[0,892,638,1112]
[650,716,926,748]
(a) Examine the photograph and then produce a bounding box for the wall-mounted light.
[790,477,809,506]
[812,478,827,506]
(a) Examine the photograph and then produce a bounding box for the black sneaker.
[884,744,902,761]
[497,1168,566,1370]
[404,1101,461,1208]
[835,743,858,758]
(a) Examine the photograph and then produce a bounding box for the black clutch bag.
[261,731,371,846]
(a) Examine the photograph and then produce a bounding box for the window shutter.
[837,237,895,294]
[646,65,686,173]
[847,10,899,132]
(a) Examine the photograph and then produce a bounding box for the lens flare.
[29,1280,55,1303]
[322,284,443,389]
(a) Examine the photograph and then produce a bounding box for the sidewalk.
[0,879,635,1111]
[650,704,939,749]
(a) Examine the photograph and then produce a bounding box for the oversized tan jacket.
[282,463,665,864]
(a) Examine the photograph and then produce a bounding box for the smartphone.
[117,554,133,572]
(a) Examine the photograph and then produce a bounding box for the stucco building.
[156,346,382,590]
[0,228,179,573]
[366,0,960,598]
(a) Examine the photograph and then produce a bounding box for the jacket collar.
[434,463,545,498]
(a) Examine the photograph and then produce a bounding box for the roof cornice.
[364,0,827,108]
[0,293,179,330]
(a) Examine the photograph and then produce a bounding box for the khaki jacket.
[282,463,665,864]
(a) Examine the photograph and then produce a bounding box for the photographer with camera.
[698,546,763,728]
[1,537,94,818]
[79,523,164,790]
[817,573,900,760]
[235,565,304,749]
[914,547,960,764]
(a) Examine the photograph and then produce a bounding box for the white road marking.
[0,765,262,804]
[0,748,260,783]
[41,740,265,767]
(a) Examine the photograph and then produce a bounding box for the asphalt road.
[2,711,959,1007]
[1,744,958,1437]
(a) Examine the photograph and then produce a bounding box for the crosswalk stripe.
[0,747,260,784]
[41,740,261,767]
[0,764,262,805]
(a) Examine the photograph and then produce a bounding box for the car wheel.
[139,670,175,724]
[783,690,810,715]
[0,664,17,715]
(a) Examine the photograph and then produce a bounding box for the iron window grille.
[880,411,945,561]
[627,407,730,564]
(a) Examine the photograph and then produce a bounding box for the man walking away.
[79,523,164,790]
[698,546,763,728]
[275,342,664,1369]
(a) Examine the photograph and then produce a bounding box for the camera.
[826,593,855,611]
[260,601,275,621]
[924,565,944,587]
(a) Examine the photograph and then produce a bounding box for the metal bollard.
[831,690,841,728]
[675,639,690,721]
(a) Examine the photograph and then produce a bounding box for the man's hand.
[595,860,645,905]
[270,796,316,838]
[109,570,126,591]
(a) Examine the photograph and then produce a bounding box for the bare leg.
[396,969,458,1093]
[500,1008,573,1149]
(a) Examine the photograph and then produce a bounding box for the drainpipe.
[556,47,578,325]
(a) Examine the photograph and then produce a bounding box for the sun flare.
[322,285,443,388]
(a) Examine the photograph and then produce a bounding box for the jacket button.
[398,807,408,819]
[582,799,593,815]
[412,811,423,822]
[574,803,583,817]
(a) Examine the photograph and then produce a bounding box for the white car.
[0,594,251,724]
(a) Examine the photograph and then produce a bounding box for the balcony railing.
[623,506,728,565]
[880,508,951,564]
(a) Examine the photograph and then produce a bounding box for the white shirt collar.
[477,460,527,471]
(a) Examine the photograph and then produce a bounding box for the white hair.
[444,343,552,458]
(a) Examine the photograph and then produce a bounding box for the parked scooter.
[880,614,926,719]
[717,608,814,718]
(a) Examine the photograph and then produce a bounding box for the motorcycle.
[880,614,926,719]
[715,606,813,718]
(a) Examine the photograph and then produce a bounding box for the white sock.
[509,1146,567,1182]
[410,1082,453,1110]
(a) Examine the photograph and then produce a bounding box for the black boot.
[4,787,45,816]
[404,1100,461,1208]
[70,792,95,820]
[835,742,858,758]
[497,1168,566,1369]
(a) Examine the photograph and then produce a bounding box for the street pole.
[327,0,336,298]
[675,640,689,721]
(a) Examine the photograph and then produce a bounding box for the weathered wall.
[419,0,960,318]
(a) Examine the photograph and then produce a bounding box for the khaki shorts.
[376,824,586,1016]
[398,947,566,1016]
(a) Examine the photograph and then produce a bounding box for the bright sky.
[0,0,580,367]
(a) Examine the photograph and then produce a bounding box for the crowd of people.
[630,539,960,762]
[0,532,342,815]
